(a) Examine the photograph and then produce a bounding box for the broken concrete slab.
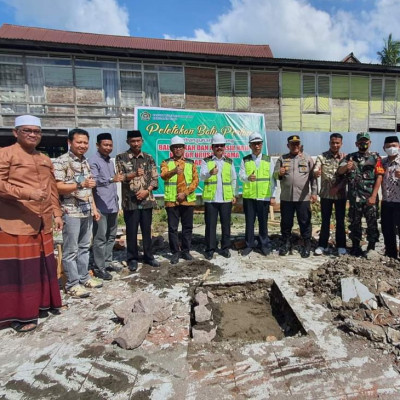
[194,304,212,323]
[341,277,378,309]
[192,325,217,343]
[114,314,153,350]
[344,318,387,342]
[386,327,400,346]
[380,292,400,317]
[195,291,209,306]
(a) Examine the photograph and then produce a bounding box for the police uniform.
[273,135,317,256]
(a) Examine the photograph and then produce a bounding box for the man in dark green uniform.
[338,132,384,256]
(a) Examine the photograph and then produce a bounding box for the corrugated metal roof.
[0,24,274,58]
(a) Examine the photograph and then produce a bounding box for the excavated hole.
[190,279,306,343]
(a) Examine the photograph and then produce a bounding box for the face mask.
[358,142,369,151]
[385,147,399,156]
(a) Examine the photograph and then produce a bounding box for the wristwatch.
[76,181,83,190]
[109,177,114,183]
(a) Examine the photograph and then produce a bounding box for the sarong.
[0,230,62,323]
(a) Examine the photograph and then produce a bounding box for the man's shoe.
[279,241,290,256]
[261,246,272,256]
[181,252,194,261]
[337,247,347,256]
[170,253,180,265]
[220,249,231,258]
[94,269,112,281]
[67,284,90,298]
[128,260,138,272]
[146,259,160,268]
[314,246,325,256]
[367,242,376,251]
[301,240,311,258]
[350,246,363,257]
[84,277,103,289]
[107,261,123,272]
[241,247,253,256]
[205,251,214,260]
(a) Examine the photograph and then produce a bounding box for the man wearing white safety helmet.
[161,136,199,265]
[239,132,276,256]
[200,133,237,260]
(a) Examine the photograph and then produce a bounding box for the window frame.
[216,69,250,111]
[301,73,331,114]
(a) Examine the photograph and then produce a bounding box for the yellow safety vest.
[203,157,234,201]
[164,159,196,203]
[242,154,271,199]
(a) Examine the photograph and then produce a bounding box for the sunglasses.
[19,128,42,135]
[213,144,225,148]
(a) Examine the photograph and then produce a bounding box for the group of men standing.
[1,114,400,333]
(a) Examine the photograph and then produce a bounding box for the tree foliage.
[377,33,400,65]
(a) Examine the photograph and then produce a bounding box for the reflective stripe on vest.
[242,157,271,199]
[203,160,233,201]
[164,160,196,203]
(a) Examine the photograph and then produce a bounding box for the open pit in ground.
[190,279,306,343]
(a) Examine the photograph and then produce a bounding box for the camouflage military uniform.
[339,151,383,244]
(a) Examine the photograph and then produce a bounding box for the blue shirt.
[89,151,119,213]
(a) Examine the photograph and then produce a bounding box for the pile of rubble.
[300,254,400,356]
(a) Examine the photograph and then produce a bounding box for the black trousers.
[204,202,232,252]
[166,205,194,254]
[381,201,400,258]
[123,208,154,263]
[243,198,270,248]
[318,198,346,248]
[280,200,311,241]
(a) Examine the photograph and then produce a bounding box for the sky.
[0,0,399,63]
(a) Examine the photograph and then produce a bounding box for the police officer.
[273,135,317,258]
[380,136,400,258]
[160,136,199,264]
[200,133,237,260]
[338,132,383,256]
[239,132,276,256]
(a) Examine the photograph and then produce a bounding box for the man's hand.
[279,166,286,177]
[136,189,149,201]
[176,193,186,203]
[175,166,183,175]
[248,172,256,182]
[232,196,237,205]
[113,173,124,183]
[314,168,322,178]
[93,209,101,222]
[310,194,318,203]
[270,197,276,206]
[346,160,355,172]
[209,166,218,175]
[30,188,47,201]
[136,167,144,177]
[54,216,63,231]
[83,177,96,188]
[367,195,377,206]
[395,168,400,179]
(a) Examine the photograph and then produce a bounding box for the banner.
[134,106,267,195]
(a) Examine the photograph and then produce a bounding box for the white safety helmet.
[170,135,185,146]
[248,132,263,143]
[211,133,226,145]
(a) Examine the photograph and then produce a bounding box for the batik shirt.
[53,151,93,217]
[382,154,400,203]
[339,151,384,203]
[115,150,158,210]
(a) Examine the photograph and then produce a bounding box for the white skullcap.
[15,115,41,128]
[211,133,226,145]
[170,135,185,146]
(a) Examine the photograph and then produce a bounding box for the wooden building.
[1,23,400,154]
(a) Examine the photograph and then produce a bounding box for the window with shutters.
[370,78,397,115]
[217,70,250,110]
[302,74,331,113]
